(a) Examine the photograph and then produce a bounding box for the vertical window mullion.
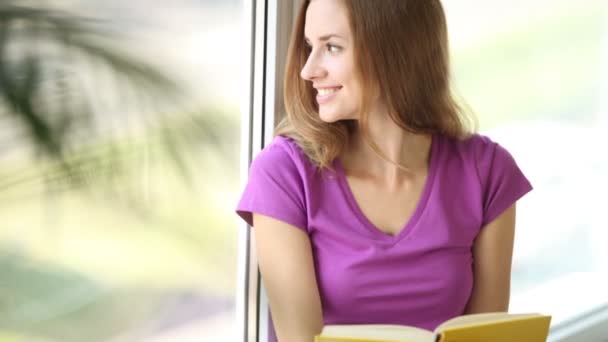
[239,1,302,341]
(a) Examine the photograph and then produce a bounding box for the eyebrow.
[304,34,344,43]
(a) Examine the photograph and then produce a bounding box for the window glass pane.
[0,1,243,340]
[445,0,608,325]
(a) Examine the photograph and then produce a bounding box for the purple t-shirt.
[236,133,532,342]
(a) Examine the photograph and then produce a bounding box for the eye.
[327,44,342,53]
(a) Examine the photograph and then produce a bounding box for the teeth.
[318,87,340,96]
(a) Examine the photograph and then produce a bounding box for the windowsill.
[511,271,608,341]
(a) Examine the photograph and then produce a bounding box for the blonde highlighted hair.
[276,0,475,170]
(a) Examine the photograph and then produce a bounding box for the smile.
[316,86,342,104]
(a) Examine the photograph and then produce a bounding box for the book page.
[436,315,551,342]
[317,324,435,342]
[434,312,542,332]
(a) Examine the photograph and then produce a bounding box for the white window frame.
[237,1,302,341]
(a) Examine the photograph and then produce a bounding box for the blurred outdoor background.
[0,0,242,341]
[445,0,608,326]
[0,0,606,341]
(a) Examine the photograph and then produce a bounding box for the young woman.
[237,1,532,341]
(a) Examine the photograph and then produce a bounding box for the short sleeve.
[475,138,533,226]
[235,142,308,232]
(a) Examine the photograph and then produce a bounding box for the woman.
[237,1,532,341]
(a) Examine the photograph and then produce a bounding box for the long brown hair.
[276,0,475,171]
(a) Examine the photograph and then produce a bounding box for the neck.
[340,117,432,188]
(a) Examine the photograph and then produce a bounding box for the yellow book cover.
[314,312,552,342]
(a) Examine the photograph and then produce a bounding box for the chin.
[318,111,335,123]
[319,108,348,123]
[319,116,340,123]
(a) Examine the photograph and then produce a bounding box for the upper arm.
[253,213,323,342]
[465,204,517,314]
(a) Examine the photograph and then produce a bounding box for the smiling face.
[300,0,364,123]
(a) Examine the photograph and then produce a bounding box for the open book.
[315,312,552,342]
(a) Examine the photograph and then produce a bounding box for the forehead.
[304,0,350,39]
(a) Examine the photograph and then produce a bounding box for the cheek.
[340,73,361,101]
[343,79,362,108]
[349,81,362,100]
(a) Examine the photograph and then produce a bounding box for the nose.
[300,49,325,81]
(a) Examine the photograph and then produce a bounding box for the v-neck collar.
[334,134,439,245]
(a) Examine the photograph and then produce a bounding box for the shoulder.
[438,132,532,225]
[237,136,313,229]
[442,133,499,156]
[250,135,315,177]
[441,133,514,167]
[438,133,525,189]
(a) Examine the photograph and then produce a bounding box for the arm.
[464,204,517,314]
[253,213,324,342]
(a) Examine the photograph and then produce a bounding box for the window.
[1,1,243,340]
[237,1,299,340]
[443,0,608,339]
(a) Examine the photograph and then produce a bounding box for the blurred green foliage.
[0,2,239,341]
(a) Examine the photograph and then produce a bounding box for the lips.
[316,86,342,105]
